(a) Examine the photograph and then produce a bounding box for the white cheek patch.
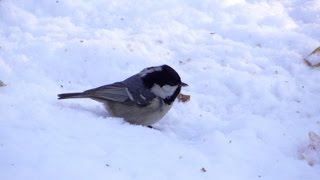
[151,84,178,99]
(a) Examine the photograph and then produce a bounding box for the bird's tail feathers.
[58,92,89,99]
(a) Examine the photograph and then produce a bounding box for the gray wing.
[122,74,157,106]
[84,75,156,107]
[84,82,132,103]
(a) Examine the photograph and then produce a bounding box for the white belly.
[104,98,173,126]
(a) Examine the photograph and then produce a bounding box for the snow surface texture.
[1,0,320,179]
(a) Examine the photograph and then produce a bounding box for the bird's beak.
[180,82,188,87]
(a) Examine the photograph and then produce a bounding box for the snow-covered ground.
[1,0,320,179]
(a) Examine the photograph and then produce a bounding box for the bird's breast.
[103,97,173,126]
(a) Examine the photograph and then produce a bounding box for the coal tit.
[58,64,188,126]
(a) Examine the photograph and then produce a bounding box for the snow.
[1,0,320,179]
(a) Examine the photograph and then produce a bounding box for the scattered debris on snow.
[0,80,6,87]
[178,93,191,103]
[304,47,320,68]
[299,131,320,166]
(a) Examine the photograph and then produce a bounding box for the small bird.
[58,64,188,126]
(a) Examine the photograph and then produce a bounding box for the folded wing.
[84,82,132,102]
[84,81,155,107]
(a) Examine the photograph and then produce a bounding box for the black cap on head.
[140,64,185,88]
[140,64,188,104]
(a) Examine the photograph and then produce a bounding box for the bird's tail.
[58,92,90,99]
